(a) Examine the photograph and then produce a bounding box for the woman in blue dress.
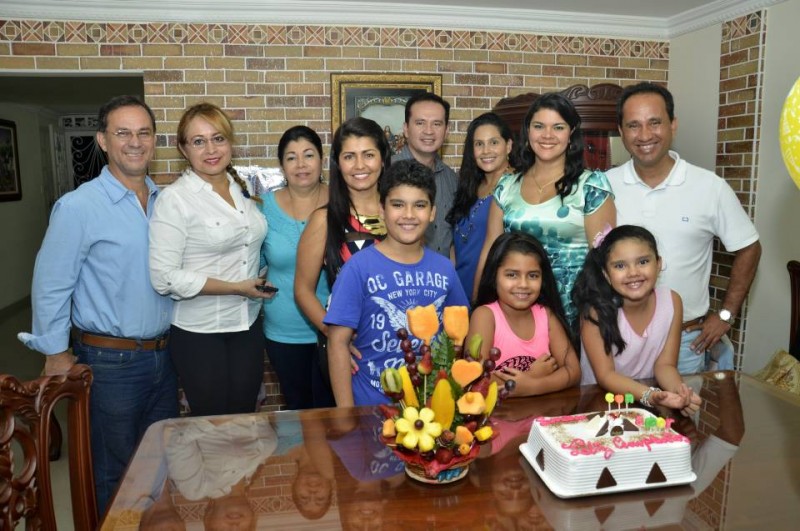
[474,93,616,338]
[446,112,514,302]
[260,126,330,409]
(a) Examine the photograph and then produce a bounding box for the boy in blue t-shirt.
[324,159,469,406]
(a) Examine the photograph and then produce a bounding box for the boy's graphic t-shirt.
[324,245,469,406]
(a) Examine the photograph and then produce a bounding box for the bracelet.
[640,387,662,408]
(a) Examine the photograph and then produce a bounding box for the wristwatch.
[719,308,733,324]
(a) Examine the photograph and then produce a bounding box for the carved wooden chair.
[0,364,97,530]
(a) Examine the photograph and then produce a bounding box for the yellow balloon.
[780,76,800,190]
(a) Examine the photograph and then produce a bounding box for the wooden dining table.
[101,371,800,530]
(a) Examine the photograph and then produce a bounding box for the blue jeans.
[678,330,735,374]
[678,330,708,375]
[74,341,178,517]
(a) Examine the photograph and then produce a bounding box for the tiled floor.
[1,302,73,529]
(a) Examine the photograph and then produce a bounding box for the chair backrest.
[789,260,800,348]
[0,364,97,530]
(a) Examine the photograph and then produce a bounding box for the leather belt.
[72,328,169,351]
[682,316,704,331]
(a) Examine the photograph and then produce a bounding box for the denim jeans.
[74,340,178,517]
[678,330,708,375]
[678,330,735,374]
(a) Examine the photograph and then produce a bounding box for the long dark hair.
[572,225,660,356]
[323,117,391,286]
[515,92,585,199]
[475,231,570,334]
[446,112,513,226]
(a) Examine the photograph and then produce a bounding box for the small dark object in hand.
[257,285,279,293]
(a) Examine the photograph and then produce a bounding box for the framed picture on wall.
[0,119,22,202]
[331,73,442,154]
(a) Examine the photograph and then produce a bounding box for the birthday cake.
[519,408,695,498]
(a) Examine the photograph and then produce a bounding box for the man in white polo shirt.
[607,82,761,374]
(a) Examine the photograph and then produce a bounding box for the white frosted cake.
[519,408,695,498]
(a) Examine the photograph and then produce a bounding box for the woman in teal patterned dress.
[474,93,616,338]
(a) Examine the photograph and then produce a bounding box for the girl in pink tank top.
[573,225,701,417]
[467,232,581,397]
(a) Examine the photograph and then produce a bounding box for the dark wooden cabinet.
[493,83,624,170]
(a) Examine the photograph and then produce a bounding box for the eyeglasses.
[187,135,229,150]
[109,129,155,142]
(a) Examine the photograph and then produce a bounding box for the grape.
[435,448,454,464]
[504,379,516,392]
[397,328,409,340]
[407,363,418,376]
[483,359,496,372]
[420,344,431,356]
[488,347,501,361]
[404,351,416,364]
[453,345,463,358]
[411,373,423,387]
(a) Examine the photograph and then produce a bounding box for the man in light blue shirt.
[19,95,178,516]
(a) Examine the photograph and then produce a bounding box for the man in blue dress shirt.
[19,95,178,515]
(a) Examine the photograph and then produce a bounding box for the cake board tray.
[519,442,696,499]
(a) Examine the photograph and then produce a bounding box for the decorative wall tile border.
[714,10,767,369]
[0,19,669,58]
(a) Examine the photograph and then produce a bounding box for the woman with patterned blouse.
[294,117,391,392]
[474,93,616,338]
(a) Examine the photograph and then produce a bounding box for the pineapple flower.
[394,406,442,452]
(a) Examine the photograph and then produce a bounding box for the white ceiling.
[0,0,784,39]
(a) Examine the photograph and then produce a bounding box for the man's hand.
[43,351,77,375]
[689,313,730,353]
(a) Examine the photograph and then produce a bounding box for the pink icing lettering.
[612,432,689,452]
[561,439,615,460]
[537,414,588,426]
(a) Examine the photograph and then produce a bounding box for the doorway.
[0,74,144,211]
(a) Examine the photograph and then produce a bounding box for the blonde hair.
[177,102,261,203]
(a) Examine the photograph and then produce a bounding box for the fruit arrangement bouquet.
[378,304,515,484]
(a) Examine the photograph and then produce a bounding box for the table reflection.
[103,372,800,530]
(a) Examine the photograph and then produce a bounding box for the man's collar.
[625,151,685,188]
[97,166,157,204]
[399,144,443,171]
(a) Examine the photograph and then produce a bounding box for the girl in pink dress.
[573,225,701,416]
[468,232,581,397]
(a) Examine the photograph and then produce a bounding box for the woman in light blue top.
[260,126,331,409]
